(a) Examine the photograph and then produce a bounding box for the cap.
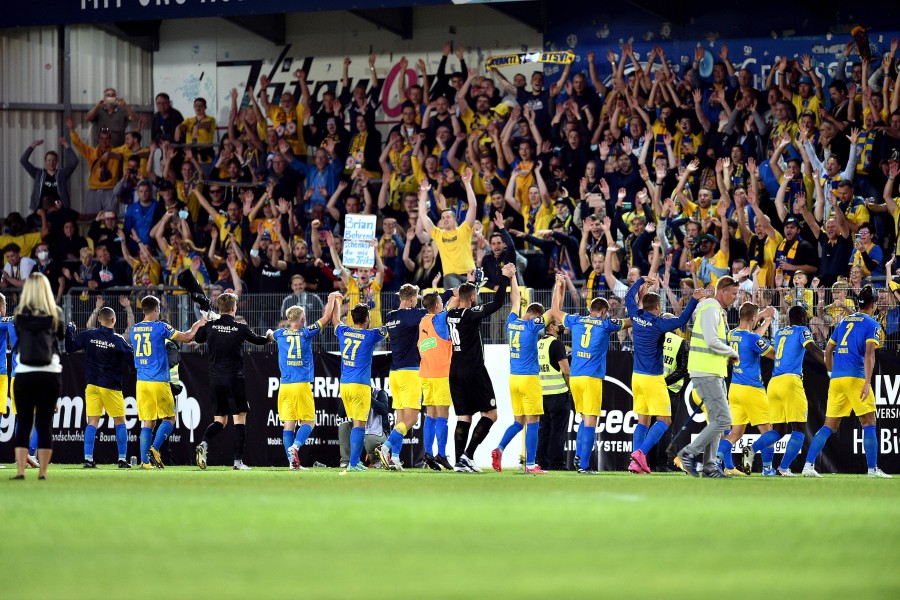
[783,216,800,226]
[260,231,272,241]
[697,233,718,244]
[549,217,566,229]
[799,76,813,85]
[492,103,511,117]
[554,196,570,206]
[157,180,174,192]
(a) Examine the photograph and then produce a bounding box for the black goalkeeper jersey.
[446,285,507,369]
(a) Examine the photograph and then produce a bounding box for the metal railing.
[1,284,897,353]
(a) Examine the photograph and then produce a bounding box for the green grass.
[2,466,899,599]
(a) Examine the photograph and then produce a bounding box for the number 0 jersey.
[273,321,323,384]
[829,313,882,379]
[506,312,545,376]
[129,320,177,383]
[336,323,387,385]
[563,313,623,379]
[772,325,814,377]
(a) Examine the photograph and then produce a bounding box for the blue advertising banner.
[542,7,899,92]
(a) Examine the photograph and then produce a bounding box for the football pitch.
[3,466,899,599]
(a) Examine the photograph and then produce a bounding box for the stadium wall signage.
[2,350,899,473]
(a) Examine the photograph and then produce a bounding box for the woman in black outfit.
[11,272,65,480]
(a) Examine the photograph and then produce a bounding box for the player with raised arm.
[447,263,515,473]
[336,303,389,473]
[624,275,703,474]
[547,273,631,473]
[418,284,463,471]
[802,285,890,478]
[491,265,546,474]
[377,284,428,471]
[768,305,826,476]
[719,303,778,476]
[65,307,135,468]
[129,296,206,469]
[269,292,342,470]
[193,293,272,470]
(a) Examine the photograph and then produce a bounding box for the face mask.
[37,251,49,261]
[250,249,260,258]
[178,210,189,220]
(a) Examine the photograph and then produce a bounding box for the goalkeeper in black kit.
[447,263,517,472]
[193,293,270,470]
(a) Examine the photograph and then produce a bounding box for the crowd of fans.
[3,38,900,344]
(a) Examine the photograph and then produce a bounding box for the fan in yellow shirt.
[417,168,479,288]
[175,98,217,164]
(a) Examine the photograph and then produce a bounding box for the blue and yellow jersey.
[506,313,545,376]
[128,320,178,383]
[772,325,815,378]
[384,307,427,371]
[728,328,771,388]
[0,316,15,376]
[829,313,882,379]
[274,321,323,384]
[563,314,623,379]
[336,323,387,385]
[626,277,698,376]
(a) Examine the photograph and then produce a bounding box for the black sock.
[454,421,471,463]
[464,417,494,458]
[203,421,224,444]
[233,424,246,462]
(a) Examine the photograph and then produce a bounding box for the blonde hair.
[16,272,58,329]
[285,305,305,322]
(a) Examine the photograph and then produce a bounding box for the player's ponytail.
[857,284,877,309]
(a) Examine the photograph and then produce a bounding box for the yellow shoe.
[724,468,747,476]
[148,447,165,469]
[139,462,154,470]
[674,456,683,471]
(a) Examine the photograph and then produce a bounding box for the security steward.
[659,315,690,470]
[535,314,571,470]
[193,293,270,470]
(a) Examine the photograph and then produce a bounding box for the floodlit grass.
[2,465,899,599]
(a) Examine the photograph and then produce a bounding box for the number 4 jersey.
[506,312,545,375]
[273,321,323,383]
[336,323,387,384]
